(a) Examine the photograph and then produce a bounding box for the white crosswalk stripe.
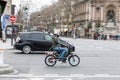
[54,78,72,80]
[13,78,45,80]
[30,78,45,80]
[45,74,59,77]
[13,79,28,80]
[2,74,120,80]
[1,74,120,78]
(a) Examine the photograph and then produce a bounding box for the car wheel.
[22,45,31,54]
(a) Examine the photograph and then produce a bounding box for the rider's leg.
[59,48,68,59]
[53,47,61,57]
[53,47,68,59]
[53,47,60,51]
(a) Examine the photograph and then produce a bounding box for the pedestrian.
[102,34,104,40]
[107,34,110,40]
[109,34,112,40]
[104,35,107,40]
[116,34,118,40]
[72,24,77,39]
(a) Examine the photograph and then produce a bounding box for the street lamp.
[38,14,41,23]
[24,7,29,31]
[24,0,32,31]
[38,14,41,31]
[29,20,32,31]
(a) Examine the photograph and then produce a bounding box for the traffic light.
[0,0,7,15]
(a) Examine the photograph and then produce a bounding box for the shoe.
[62,58,67,63]
[58,58,62,61]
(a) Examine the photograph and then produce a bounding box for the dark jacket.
[52,36,67,48]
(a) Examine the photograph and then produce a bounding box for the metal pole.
[11,22,14,46]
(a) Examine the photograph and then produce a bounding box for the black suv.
[14,32,75,54]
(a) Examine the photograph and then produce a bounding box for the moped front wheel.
[45,55,57,67]
[68,55,80,66]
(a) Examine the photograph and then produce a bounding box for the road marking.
[13,79,28,80]
[70,74,85,79]
[96,46,103,49]
[54,78,72,80]
[30,78,45,80]
[70,74,84,77]
[14,78,45,80]
[45,74,59,76]
[1,74,120,78]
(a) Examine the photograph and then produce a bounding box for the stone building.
[62,0,120,37]
[4,0,12,15]
[90,0,120,35]
[72,0,88,37]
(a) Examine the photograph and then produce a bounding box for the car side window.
[44,34,53,41]
[21,34,30,39]
[31,33,44,40]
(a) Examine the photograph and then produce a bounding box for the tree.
[16,9,24,24]
[87,20,92,38]
[29,2,60,29]
[95,20,101,28]
[87,21,92,29]
[95,20,101,32]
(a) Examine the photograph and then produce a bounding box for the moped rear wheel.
[68,55,80,66]
[45,55,57,67]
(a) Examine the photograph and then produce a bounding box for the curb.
[4,48,14,50]
[0,64,16,75]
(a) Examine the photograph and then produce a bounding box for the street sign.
[1,15,6,30]
[1,15,9,30]
[9,15,16,23]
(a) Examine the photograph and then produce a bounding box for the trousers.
[53,47,68,58]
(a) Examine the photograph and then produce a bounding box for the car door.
[30,33,46,51]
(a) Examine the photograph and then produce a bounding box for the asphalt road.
[1,37,120,80]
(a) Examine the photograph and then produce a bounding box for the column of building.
[91,5,95,31]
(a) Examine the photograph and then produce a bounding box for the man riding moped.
[51,35,68,62]
[45,35,80,66]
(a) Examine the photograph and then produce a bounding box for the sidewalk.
[0,38,14,50]
[0,39,16,74]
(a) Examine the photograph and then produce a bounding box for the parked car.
[14,32,75,54]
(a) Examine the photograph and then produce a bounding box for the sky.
[12,0,58,13]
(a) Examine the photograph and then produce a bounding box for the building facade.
[4,0,12,15]
[72,0,88,37]
[59,0,120,37]
[90,0,120,35]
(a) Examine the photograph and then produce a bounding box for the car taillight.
[16,36,21,42]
